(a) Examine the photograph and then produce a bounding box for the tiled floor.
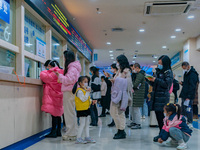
[26,116,200,150]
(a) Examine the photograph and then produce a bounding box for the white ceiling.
[58,0,200,67]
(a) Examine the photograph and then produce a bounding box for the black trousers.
[62,114,66,126]
[125,106,129,116]
[52,115,61,130]
[193,105,198,116]
[90,104,98,125]
[155,111,165,132]
[101,96,106,115]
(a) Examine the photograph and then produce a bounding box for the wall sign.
[171,52,180,66]
[25,0,92,62]
[183,49,189,62]
[36,37,46,59]
[0,0,10,24]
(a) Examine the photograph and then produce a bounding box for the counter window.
[0,47,16,74]
[25,57,42,79]
[24,9,46,55]
[52,33,63,67]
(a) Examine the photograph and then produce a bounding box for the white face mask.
[111,69,114,73]
[133,70,137,73]
[84,83,88,88]
[164,113,167,117]
[183,69,188,73]
[116,63,120,69]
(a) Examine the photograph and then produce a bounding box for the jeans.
[140,99,148,117]
[90,104,98,125]
[181,99,193,123]
[169,127,190,143]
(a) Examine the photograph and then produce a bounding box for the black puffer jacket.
[149,69,173,111]
[179,66,199,100]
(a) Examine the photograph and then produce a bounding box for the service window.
[52,33,63,67]
[0,0,16,44]
[24,57,42,79]
[0,47,16,74]
[24,9,46,55]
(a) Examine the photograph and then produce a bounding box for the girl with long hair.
[55,50,81,141]
[147,55,173,142]
[110,55,133,139]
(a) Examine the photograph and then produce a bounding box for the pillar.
[16,0,25,76]
[45,26,52,60]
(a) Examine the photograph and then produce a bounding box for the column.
[16,0,25,76]
[80,57,85,76]
[46,26,52,60]
[62,40,67,67]
[85,61,90,76]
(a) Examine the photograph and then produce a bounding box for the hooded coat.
[132,70,146,107]
[58,61,82,92]
[40,67,64,117]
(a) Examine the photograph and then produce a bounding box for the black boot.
[108,120,115,127]
[46,116,58,138]
[113,130,126,139]
[45,129,57,138]
[114,129,120,137]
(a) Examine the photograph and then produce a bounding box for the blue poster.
[171,52,180,66]
[0,0,10,24]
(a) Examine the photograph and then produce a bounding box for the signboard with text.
[0,0,10,24]
[25,0,92,62]
[36,37,46,59]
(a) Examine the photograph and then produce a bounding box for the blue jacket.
[159,113,192,141]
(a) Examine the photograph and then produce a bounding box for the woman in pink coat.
[40,60,64,138]
[55,50,81,141]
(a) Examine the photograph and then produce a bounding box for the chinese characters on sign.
[0,0,10,24]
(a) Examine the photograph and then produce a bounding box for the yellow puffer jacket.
[75,88,91,111]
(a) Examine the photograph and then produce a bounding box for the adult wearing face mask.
[179,62,199,128]
[110,55,133,139]
[147,55,173,142]
[104,64,118,127]
[128,63,146,129]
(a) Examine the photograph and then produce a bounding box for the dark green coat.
[132,70,146,107]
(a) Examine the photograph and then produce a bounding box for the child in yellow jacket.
[72,76,95,144]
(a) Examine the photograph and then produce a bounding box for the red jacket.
[40,67,64,117]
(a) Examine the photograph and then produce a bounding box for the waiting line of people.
[40,50,199,149]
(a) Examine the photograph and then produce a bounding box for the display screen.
[25,0,92,62]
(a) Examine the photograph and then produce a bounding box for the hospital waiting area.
[0,0,200,150]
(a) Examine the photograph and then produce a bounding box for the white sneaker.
[75,138,87,144]
[85,137,96,143]
[187,123,193,129]
[165,140,178,146]
[177,142,187,150]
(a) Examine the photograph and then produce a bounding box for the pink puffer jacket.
[40,67,64,117]
[58,61,82,92]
